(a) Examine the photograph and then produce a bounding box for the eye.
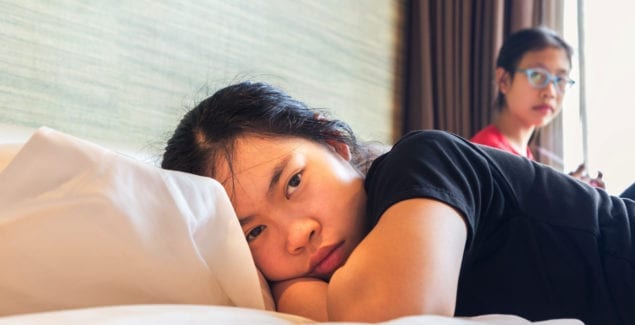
[554,76,566,87]
[528,70,548,85]
[286,173,302,198]
[246,225,266,242]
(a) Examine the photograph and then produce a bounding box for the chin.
[536,117,554,127]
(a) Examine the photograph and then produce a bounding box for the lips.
[533,104,554,113]
[309,241,346,279]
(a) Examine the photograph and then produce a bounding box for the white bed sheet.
[0,305,583,325]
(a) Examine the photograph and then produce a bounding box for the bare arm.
[271,277,328,321]
[270,198,467,322]
[327,198,467,322]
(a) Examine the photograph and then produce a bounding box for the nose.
[285,217,320,254]
[541,81,558,98]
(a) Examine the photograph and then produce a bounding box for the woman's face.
[214,134,368,282]
[500,47,571,127]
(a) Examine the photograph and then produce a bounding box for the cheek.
[249,228,303,281]
[508,86,537,108]
[551,93,565,112]
[556,93,565,104]
[325,182,366,233]
[252,244,286,280]
[504,91,522,110]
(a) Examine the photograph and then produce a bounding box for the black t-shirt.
[364,130,634,325]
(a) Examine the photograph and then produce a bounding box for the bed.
[0,127,583,324]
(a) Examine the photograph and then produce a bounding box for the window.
[562,0,635,195]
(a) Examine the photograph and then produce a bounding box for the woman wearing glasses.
[471,28,604,187]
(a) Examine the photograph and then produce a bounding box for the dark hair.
[495,27,574,109]
[162,81,383,181]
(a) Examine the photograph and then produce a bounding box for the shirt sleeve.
[364,130,538,248]
[364,130,635,323]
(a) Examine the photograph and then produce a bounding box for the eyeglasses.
[515,67,575,93]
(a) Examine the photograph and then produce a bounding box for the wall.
[0,1,404,161]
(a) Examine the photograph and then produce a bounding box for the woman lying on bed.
[161,81,634,325]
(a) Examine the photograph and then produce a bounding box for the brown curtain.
[402,0,565,169]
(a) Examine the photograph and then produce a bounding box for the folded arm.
[272,198,467,322]
[327,198,467,321]
[271,277,328,321]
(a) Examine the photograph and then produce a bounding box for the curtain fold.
[402,0,565,169]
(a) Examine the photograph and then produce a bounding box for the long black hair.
[162,81,383,179]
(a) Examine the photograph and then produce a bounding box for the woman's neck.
[493,112,535,156]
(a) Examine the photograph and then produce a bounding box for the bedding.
[0,127,582,324]
[0,142,22,172]
[0,127,268,316]
[0,305,582,325]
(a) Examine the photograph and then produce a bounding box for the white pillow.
[0,127,269,316]
[0,142,22,173]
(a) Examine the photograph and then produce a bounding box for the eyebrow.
[525,63,569,74]
[239,215,252,226]
[268,154,292,198]
[237,154,292,227]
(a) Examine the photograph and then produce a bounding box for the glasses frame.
[515,67,575,93]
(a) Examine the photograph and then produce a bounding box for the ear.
[496,67,511,94]
[325,139,352,161]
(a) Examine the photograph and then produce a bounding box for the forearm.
[327,199,466,322]
[273,199,466,322]
[326,260,457,321]
[272,277,329,321]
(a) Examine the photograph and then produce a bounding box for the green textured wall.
[0,1,404,160]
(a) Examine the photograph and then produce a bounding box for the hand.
[568,163,605,189]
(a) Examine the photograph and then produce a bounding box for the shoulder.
[393,129,470,149]
[470,125,504,147]
[371,130,484,175]
[387,130,482,161]
[365,130,491,228]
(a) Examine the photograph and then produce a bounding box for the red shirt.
[470,124,534,160]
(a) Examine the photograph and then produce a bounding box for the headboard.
[0,1,404,162]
